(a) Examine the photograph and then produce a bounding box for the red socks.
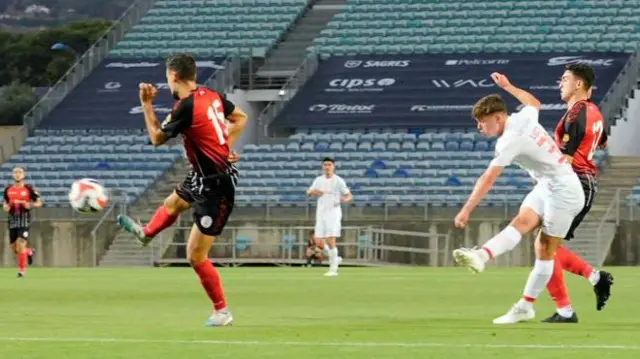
[18,252,27,273]
[193,261,227,311]
[546,257,571,308]
[557,246,593,278]
[143,206,178,238]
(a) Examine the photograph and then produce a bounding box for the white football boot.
[493,304,535,325]
[452,247,486,273]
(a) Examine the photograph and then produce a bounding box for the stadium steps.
[564,156,640,266]
[99,158,189,267]
[257,1,344,78]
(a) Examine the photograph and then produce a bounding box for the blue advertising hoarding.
[274,53,629,129]
[40,57,226,129]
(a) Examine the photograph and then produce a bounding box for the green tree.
[0,19,112,86]
[0,81,38,125]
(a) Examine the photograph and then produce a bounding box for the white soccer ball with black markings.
[68,178,109,213]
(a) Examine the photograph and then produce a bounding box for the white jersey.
[490,106,577,188]
[309,174,350,218]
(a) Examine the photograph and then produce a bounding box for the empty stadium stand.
[234,129,607,207]
[312,0,640,55]
[109,0,310,58]
[0,129,182,206]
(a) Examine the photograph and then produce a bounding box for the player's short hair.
[309,231,314,237]
[565,63,595,90]
[472,94,508,120]
[322,157,335,164]
[12,166,24,172]
[165,53,197,81]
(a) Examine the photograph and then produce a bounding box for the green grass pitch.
[1,267,638,359]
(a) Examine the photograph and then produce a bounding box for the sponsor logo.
[431,79,494,88]
[106,62,159,68]
[308,104,375,114]
[445,58,510,66]
[410,105,473,112]
[326,78,396,92]
[516,103,567,111]
[343,60,410,68]
[129,105,172,115]
[547,56,614,67]
[562,134,570,143]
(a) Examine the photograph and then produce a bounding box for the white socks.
[588,270,601,286]
[521,259,555,304]
[557,306,574,318]
[479,225,523,262]
[329,247,339,272]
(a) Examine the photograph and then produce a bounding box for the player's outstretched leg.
[493,231,560,325]
[453,207,539,273]
[186,224,232,327]
[554,246,614,310]
[117,191,187,246]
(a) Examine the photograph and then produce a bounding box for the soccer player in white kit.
[452,73,585,324]
[307,157,352,276]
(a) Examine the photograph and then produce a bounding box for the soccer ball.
[68,178,109,213]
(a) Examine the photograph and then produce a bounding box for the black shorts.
[565,173,597,240]
[175,169,236,236]
[9,227,29,244]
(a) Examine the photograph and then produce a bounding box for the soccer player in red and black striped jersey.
[3,167,42,278]
[543,64,614,323]
[117,54,248,326]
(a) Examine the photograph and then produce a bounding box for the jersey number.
[207,99,229,145]
[588,121,604,161]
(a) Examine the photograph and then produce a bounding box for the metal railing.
[0,0,156,164]
[155,225,533,267]
[90,190,129,267]
[256,53,320,138]
[600,50,640,130]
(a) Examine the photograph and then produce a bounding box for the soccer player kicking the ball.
[540,64,614,323]
[117,54,248,327]
[307,158,352,276]
[452,73,585,324]
[3,167,42,278]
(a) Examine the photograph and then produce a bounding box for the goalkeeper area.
[1,267,638,359]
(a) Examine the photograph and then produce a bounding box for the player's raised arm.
[491,72,541,110]
[138,82,169,146]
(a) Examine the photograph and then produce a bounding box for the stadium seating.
[0,129,182,207]
[235,129,607,207]
[311,0,640,55]
[109,0,309,58]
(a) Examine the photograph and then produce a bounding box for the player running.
[307,157,352,276]
[3,167,42,278]
[116,53,248,327]
[452,73,585,324]
[541,64,614,323]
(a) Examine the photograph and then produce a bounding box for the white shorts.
[314,216,341,238]
[520,179,585,238]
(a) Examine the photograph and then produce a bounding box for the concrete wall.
[226,89,264,151]
[0,125,26,163]
[0,220,119,267]
[610,89,640,156]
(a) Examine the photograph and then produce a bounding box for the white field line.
[0,337,638,350]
